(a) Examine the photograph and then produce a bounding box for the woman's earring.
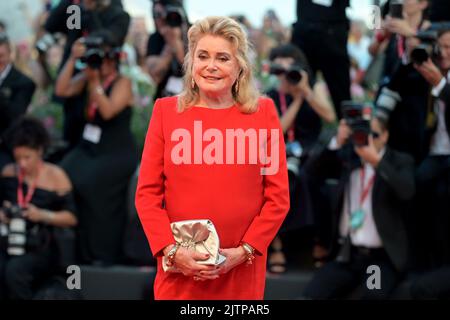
[191,78,196,89]
[234,79,239,94]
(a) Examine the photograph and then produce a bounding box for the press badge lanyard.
[278,91,295,143]
[349,166,375,231]
[16,163,42,209]
[87,73,117,122]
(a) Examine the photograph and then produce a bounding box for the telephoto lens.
[6,205,27,256]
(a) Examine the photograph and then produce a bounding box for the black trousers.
[303,246,400,300]
[410,266,450,299]
[415,155,450,268]
[291,22,351,119]
[0,250,54,300]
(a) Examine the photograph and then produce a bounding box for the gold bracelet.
[241,242,255,265]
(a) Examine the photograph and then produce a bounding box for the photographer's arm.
[88,76,133,121]
[308,81,336,123]
[279,97,302,134]
[146,46,173,85]
[55,57,86,97]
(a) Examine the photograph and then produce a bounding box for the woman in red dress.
[135,16,290,300]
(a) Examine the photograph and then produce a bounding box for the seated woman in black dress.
[0,117,77,300]
[56,30,138,265]
[265,44,336,273]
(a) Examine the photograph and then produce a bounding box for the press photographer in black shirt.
[43,0,130,151]
[146,0,188,99]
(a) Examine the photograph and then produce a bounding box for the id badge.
[312,0,333,7]
[83,124,102,144]
[164,76,183,95]
[350,208,365,231]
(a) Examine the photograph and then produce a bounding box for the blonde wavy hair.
[177,16,260,113]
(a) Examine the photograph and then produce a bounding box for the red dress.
[135,96,290,300]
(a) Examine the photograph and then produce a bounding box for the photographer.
[370,0,430,86]
[0,117,77,300]
[57,31,138,265]
[0,33,36,172]
[265,44,335,273]
[44,0,130,151]
[413,29,450,270]
[303,115,415,299]
[146,0,188,99]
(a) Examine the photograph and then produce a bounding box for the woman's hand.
[194,246,248,281]
[288,70,312,101]
[336,119,352,148]
[22,204,45,223]
[414,59,444,87]
[385,16,416,38]
[167,246,218,280]
[70,38,86,60]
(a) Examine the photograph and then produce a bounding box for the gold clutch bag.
[162,219,226,272]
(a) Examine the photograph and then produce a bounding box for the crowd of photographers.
[0,0,449,300]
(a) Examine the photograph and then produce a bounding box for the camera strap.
[87,72,118,121]
[358,166,375,208]
[16,162,43,209]
[278,91,295,143]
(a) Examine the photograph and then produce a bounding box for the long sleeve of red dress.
[135,96,290,300]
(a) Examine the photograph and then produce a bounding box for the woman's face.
[192,34,241,98]
[13,146,42,175]
[272,56,295,93]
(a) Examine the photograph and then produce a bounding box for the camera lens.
[166,10,183,27]
[411,46,430,65]
[286,69,302,85]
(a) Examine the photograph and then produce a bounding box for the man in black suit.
[0,34,36,170]
[303,116,415,299]
[409,29,450,298]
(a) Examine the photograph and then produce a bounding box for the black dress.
[60,78,139,265]
[0,176,76,299]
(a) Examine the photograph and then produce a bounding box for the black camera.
[342,101,372,147]
[79,36,120,69]
[3,205,27,256]
[154,5,185,28]
[165,6,185,27]
[269,64,303,85]
[411,30,439,65]
[35,33,63,54]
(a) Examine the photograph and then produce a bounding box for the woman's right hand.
[70,38,86,60]
[166,246,219,281]
[336,119,352,148]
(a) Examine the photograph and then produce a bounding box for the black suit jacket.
[435,82,450,140]
[0,66,36,139]
[306,144,416,272]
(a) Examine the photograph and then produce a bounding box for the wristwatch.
[166,243,180,266]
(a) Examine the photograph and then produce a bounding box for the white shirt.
[430,71,450,156]
[339,162,383,248]
[328,138,384,248]
[0,63,12,87]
